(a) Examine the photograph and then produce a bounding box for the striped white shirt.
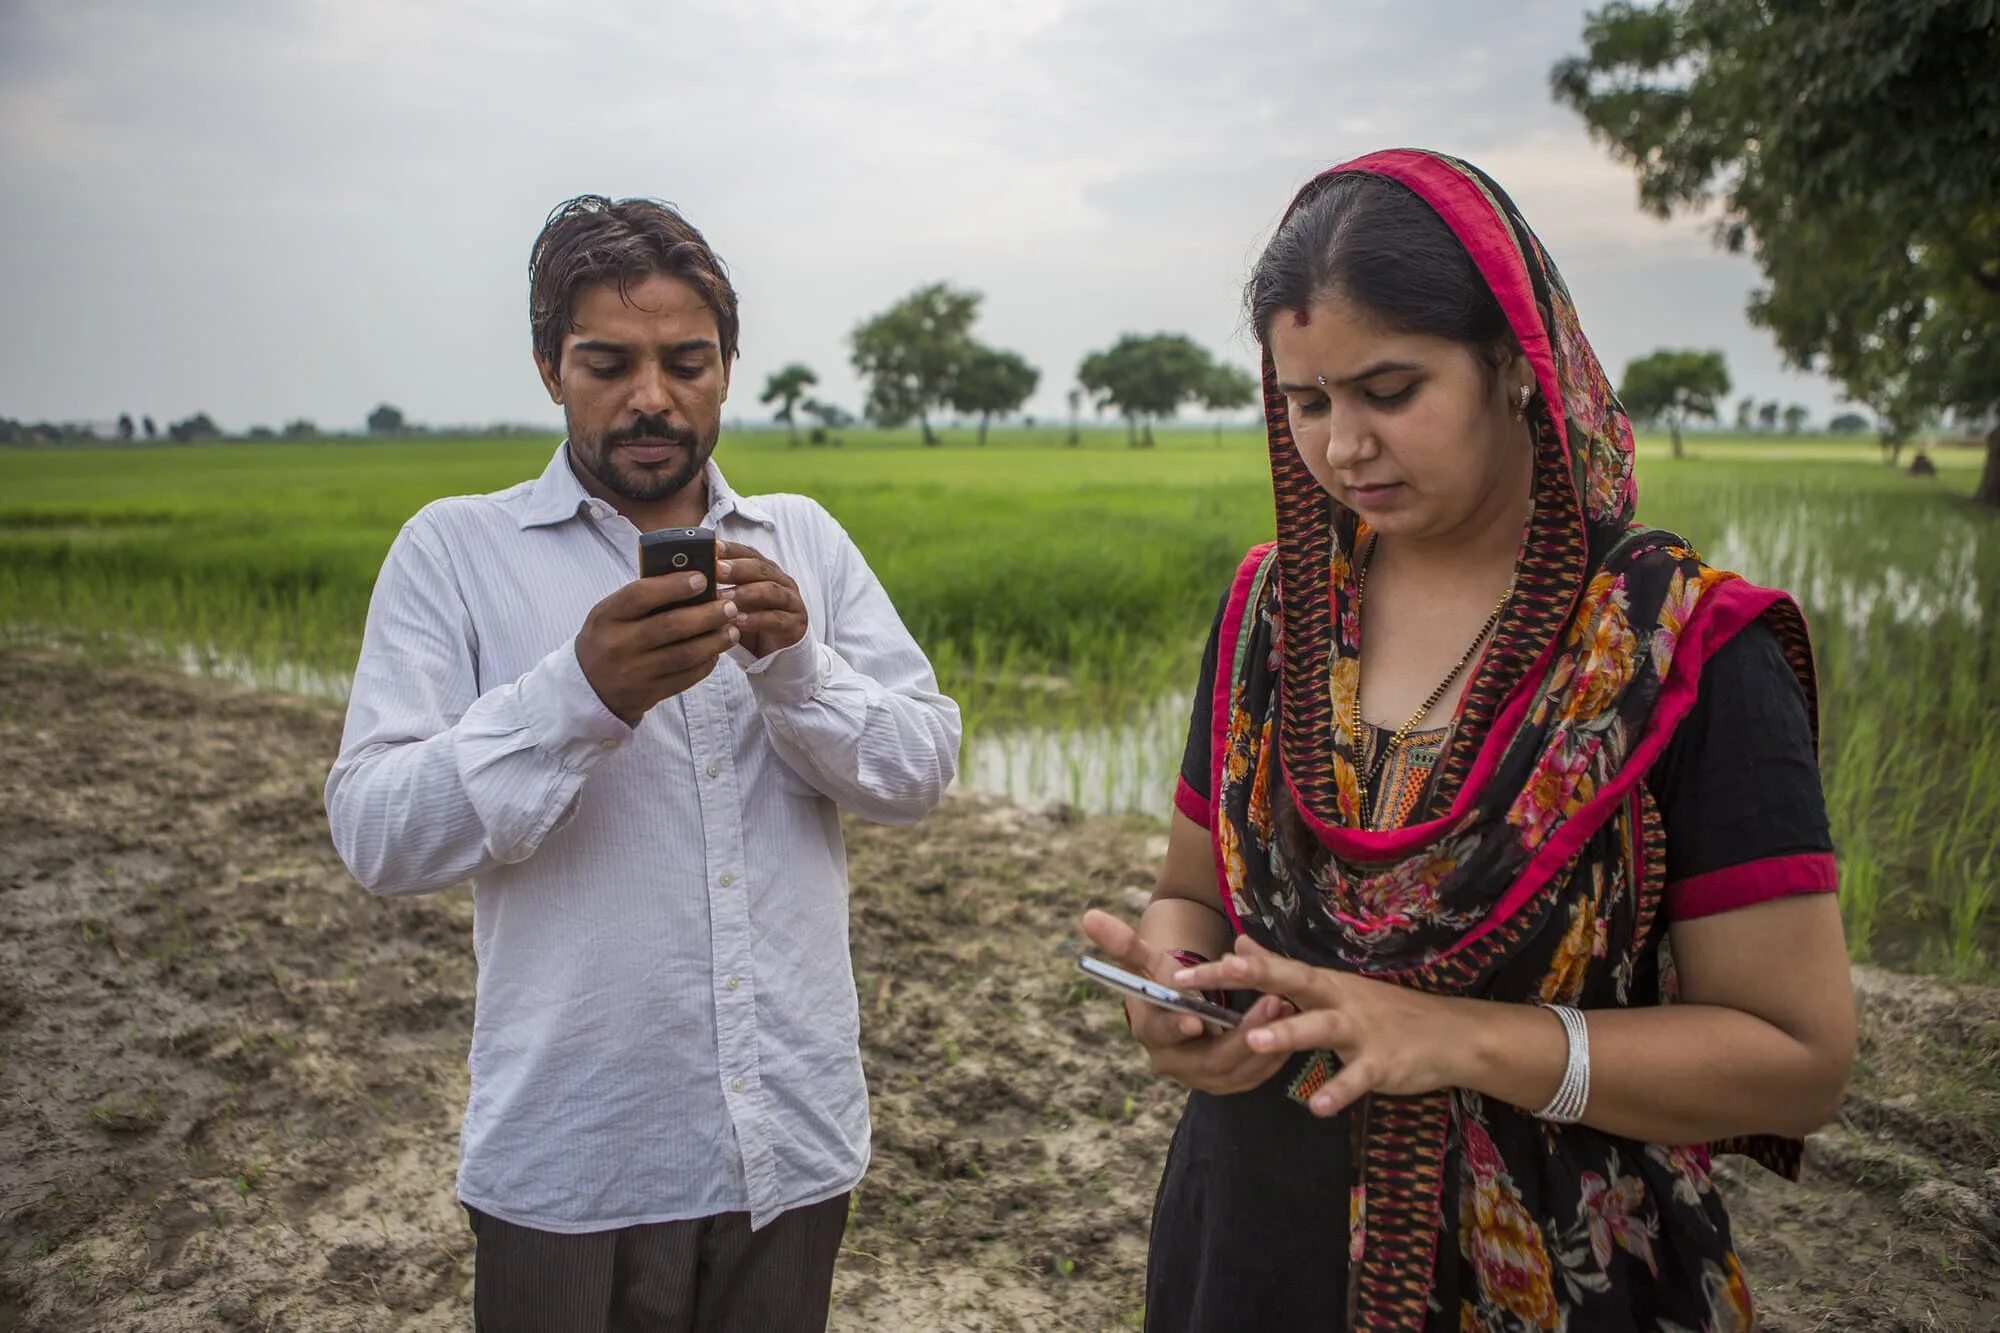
[324,443,960,1232]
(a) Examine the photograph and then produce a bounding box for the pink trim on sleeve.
[1667,851,1837,921]
[1174,776,1212,829]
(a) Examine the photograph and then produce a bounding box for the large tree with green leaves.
[947,345,1039,444]
[1552,0,2000,504]
[1618,349,1730,458]
[849,283,981,445]
[759,363,818,445]
[1077,334,1224,447]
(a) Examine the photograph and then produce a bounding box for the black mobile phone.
[1076,956,1241,1030]
[637,526,717,612]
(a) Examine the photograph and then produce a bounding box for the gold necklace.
[1347,535,1514,823]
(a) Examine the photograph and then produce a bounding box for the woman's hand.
[1172,934,1477,1117]
[1080,909,1294,1096]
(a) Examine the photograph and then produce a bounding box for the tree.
[367,403,406,435]
[1065,388,1082,447]
[1758,401,1779,432]
[116,413,135,441]
[1782,404,1808,435]
[1196,362,1260,444]
[1734,397,1755,431]
[283,419,318,439]
[946,345,1039,444]
[1077,333,1220,447]
[1552,0,2000,505]
[167,412,220,443]
[759,363,819,445]
[1617,349,1730,458]
[849,284,981,444]
[141,415,157,440]
[1828,412,1869,434]
[799,398,853,445]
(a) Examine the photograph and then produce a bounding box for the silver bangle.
[1535,1004,1591,1124]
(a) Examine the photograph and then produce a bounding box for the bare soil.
[1,650,1995,1331]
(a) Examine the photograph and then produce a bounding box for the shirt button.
[598,740,616,750]
[730,1077,745,1093]
[726,975,741,991]
[706,763,720,778]
[719,873,734,887]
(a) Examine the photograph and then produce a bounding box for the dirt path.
[1,651,1995,1331]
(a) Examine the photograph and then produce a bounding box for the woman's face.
[1267,292,1534,545]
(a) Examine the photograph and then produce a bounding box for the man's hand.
[1079,909,1293,1097]
[717,541,809,660]
[575,571,741,726]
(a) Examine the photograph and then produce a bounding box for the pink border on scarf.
[1208,543,1275,936]
[1274,150,1586,858]
[1337,151,1570,466]
[1430,577,1791,968]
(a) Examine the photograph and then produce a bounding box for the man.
[325,195,960,1332]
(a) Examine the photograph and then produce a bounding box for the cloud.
[0,0,1845,430]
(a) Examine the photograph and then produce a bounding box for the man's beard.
[569,412,717,504]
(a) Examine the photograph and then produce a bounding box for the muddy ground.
[0,649,1995,1332]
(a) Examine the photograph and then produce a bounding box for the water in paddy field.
[172,641,354,701]
[959,692,1191,819]
[1702,511,1989,638]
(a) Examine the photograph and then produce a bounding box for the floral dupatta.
[1204,151,1818,1331]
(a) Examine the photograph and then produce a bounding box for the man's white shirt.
[325,444,960,1231]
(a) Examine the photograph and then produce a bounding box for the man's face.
[536,272,732,506]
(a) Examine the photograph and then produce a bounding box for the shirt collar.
[517,442,776,531]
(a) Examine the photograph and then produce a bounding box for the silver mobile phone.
[1076,956,1241,1030]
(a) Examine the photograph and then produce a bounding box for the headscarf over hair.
[1201,149,1816,1331]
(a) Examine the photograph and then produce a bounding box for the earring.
[1517,384,1533,413]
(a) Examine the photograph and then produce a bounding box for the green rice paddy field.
[2,429,1994,976]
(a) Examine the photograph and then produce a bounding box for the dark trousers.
[464,1193,850,1333]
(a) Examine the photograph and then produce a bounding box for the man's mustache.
[605,417,699,449]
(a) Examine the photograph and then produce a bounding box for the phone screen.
[1076,956,1241,1029]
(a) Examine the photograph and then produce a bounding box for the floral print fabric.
[1201,150,1818,1331]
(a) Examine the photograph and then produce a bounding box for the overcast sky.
[0,0,1846,433]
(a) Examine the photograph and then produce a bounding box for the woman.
[1080,149,1855,1332]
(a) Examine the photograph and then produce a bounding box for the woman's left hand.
[1172,935,1476,1118]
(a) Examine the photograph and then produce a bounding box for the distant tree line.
[0,402,572,448]
[748,282,1260,449]
[0,411,221,445]
[1614,350,1839,458]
